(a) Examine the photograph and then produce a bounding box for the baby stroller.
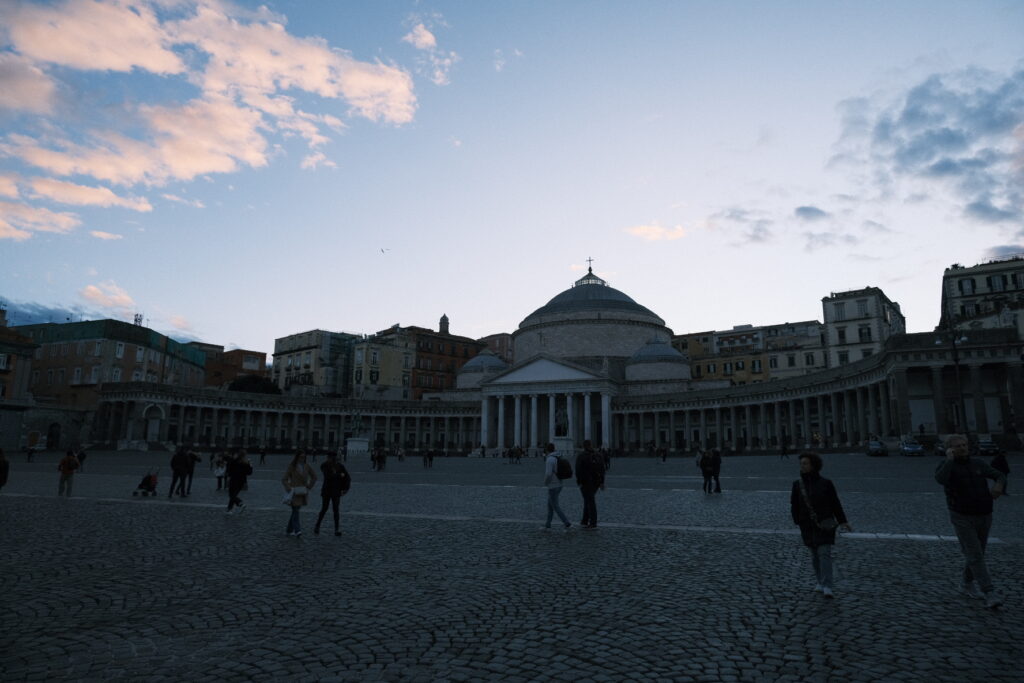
[133,469,159,497]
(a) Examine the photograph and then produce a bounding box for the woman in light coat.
[282,450,317,537]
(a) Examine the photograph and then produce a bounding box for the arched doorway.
[46,423,61,449]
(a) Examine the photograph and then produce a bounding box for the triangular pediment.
[488,357,602,384]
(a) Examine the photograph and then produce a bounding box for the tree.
[228,375,281,395]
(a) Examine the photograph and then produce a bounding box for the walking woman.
[282,450,317,537]
[790,452,852,598]
[314,451,351,536]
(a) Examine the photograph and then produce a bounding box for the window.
[73,367,82,384]
[303,351,311,366]
[858,326,872,343]
[769,356,778,369]
[57,368,65,384]
[115,342,125,359]
[403,354,410,369]
[355,349,364,365]
[132,370,142,381]
[804,353,815,366]
[736,360,745,370]
[0,354,7,370]
[707,363,716,374]
[32,370,39,384]
[988,275,1006,292]
[857,299,868,317]
[723,362,733,375]
[402,374,410,386]
[371,350,379,365]
[370,370,379,384]
[787,355,796,368]
[355,369,363,383]
[838,351,849,365]
[94,341,102,356]
[751,359,762,373]
[833,302,846,321]
[693,365,702,378]
[50,343,57,357]
[90,366,100,383]
[112,367,122,382]
[46,369,54,385]
[959,279,975,295]
[136,346,144,362]
[861,349,873,359]
[61,343,69,356]
[837,328,847,344]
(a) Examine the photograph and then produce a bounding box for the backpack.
[555,456,573,480]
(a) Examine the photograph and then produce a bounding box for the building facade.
[351,326,413,400]
[188,342,268,388]
[271,329,359,397]
[0,308,39,451]
[940,255,1024,337]
[822,287,905,368]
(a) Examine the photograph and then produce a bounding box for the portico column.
[774,401,785,448]
[698,409,707,449]
[669,410,676,451]
[683,410,692,450]
[930,368,946,434]
[548,394,557,442]
[802,397,812,448]
[497,395,506,450]
[583,393,593,441]
[601,393,611,448]
[816,395,825,447]
[513,396,522,447]
[566,393,575,445]
[480,397,490,448]
[787,400,797,449]
[879,380,892,437]
[530,395,539,449]
[743,405,752,451]
[867,385,879,439]
[260,411,268,446]
[211,408,219,446]
[970,366,989,434]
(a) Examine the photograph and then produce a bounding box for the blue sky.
[2,0,1022,352]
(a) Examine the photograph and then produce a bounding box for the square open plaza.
[1,449,1020,682]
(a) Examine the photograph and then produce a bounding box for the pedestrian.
[790,452,852,599]
[209,450,216,471]
[990,450,1010,495]
[75,445,87,472]
[711,448,723,493]
[935,434,1007,609]
[698,449,715,494]
[225,450,253,514]
[314,451,351,536]
[542,443,572,530]
[0,448,9,492]
[780,442,790,460]
[575,440,606,529]
[185,448,201,496]
[214,455,226,491]
[602,448,611,471]
[259,447,267,466]
[57,449,80,497]
[168,447,189,499]
[282,450,317,537]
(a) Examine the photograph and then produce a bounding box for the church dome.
[459,349,508,373]
[521,268,665,325]
[628,339,686,364]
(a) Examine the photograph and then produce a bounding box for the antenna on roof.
[133,314,144,326]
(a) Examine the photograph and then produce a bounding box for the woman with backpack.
[542,443,573,530]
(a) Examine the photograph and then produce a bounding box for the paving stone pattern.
[0,451,1020,681]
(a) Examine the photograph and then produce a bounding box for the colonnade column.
[513,396,522,447]
[802,397,811,448]
[855,387,866,445]
[698,409,707,449]
[970,366,989,433]
[774,401,785,448]
[879,380,892,437]
[547,394,556,443]
[743,405,752,451]
[601,393,611,448]
[787,400,797,448]
[816,395,825,446]
[480,397,490,449]
[530,395,539,450]
[867,385,879,438]
[497,396,506,450]
[566,394,575,445]
[683,410,692,450]
[669,410,676,451]
[583,393,592,441]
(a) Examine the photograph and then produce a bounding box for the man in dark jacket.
[168,448,189,499]
[936,434,1006,608]
[225,450,253,514]
[575,440,606,529]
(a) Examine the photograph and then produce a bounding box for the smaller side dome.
[628,338,686,364]
[459,348,508,373]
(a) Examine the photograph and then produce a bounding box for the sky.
[1,0,1023,354]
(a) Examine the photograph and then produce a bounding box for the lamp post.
[936,326,969,442]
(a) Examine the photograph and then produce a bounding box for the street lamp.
[935,327,969,442]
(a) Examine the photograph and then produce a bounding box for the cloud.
[168,314,194,332]
[300,151,336,170]
[78,280,135,317]
[161,193,205,208]
[5,0,185,74]
[401,19,458,85]
[861,220,892,233]
[402,24,437,50]
[0,52,56,114]
[834,67,1024,230]
[0,300,97,325]
[712,206,774,244]
[981,244,1024,260]
[795,205,830,221]
[89,230,122,240]
[29,177,152,211]
[803,232,859,251]
[625,223,687,241]
[0,174,19,198]
[0,200,80,240]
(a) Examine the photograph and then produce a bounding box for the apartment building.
[271,329,359,397]
[940,255,1024,336]
[822,287,905,367]
[187,341,268,388]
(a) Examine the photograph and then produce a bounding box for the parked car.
[976,440,1001,457]
[866,440,888,457]
[899,440,925,456]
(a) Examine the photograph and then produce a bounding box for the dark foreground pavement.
[1,451,1020,682]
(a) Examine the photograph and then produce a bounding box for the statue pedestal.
[553,436,575,456]
[346,437,369,458]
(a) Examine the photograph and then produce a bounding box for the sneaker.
[236,503,245,513]
[294,531,302,538]
[564,523,574,531]
[822,587,834,599]
[984,591,1003,609]
[960,581,985,600]
[814,584,824,593]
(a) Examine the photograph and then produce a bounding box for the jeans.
[226,483,244,511]
[810,544,833,589]
[316,495,341,531]
[169,472,186,497]
[546,487,570,527]
[58,474,74,497]
[949,511,993,592]
[286,505,302,534]
[580,486,598,526]
[702,474,713,493]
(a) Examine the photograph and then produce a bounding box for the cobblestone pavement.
[1,451,1020,682]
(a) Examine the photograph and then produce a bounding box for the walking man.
[711,448,723,493]
[57,449,79,497]
[935,434,1006,609]
[543,443,572,530]
[226,450,253,514]
[575,440,606,529]
[168,447,189,499]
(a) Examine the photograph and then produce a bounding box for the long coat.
[790,473,847,548]
[282,464,317,507]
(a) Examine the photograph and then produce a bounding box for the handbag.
[798,478,839,531]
